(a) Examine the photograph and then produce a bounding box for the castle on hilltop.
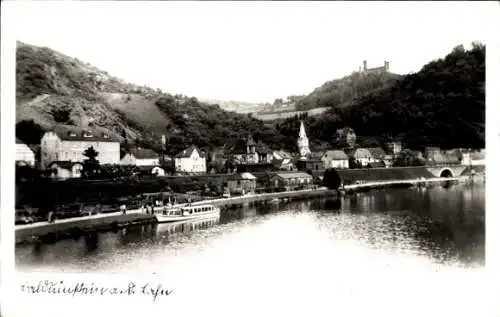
[357,60,390,74]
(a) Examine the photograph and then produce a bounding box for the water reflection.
[16,183,484,272]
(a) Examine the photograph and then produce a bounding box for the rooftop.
[322,150,348,160]
[273,172,313,179]
[51,125,120,142]
[130,147,159,159]
[175,146,206,158]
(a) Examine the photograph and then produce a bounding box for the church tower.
[297,120,311,159]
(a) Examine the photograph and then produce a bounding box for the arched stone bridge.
[425,165,467,178]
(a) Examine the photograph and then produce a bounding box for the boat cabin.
[160,204,217,216]
[181,204,216,215]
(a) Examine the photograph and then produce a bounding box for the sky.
[4,1,495,103]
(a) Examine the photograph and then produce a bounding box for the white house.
[40,125,120,169]
[461,149,485,166]
[47,161,84,180]
[16,138,36,167]
[121,147,160,166]
[175,146,206,174]
[352,148,374,167]
[321,150,349,169]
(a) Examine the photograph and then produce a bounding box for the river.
[15,184,488,316]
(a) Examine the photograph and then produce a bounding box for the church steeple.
[297,120,311,159]
[246,134,256,154]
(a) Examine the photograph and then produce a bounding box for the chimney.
[384,61,389,71]
[363,60,367,71]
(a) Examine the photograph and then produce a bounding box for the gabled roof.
[367,147,386,159]
[353,148,372,158]
[273,172,313,179]
[175,146,205,158]
[228,172,257,181]
[322,150,348,160]
[130,148,159,159]
[273,150,293,159]
[50,125,120,142]
[240,172,257,180]
[310,152,324,160]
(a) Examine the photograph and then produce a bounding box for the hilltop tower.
[297,121,311,159]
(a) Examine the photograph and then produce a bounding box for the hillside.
[15,42,286,154]
[197,98,265,114]
[275,43,485,151]
[15,41,162,142]
[294,71,402,111]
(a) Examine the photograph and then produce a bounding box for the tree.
[323,169,341,190]
[393,150,425,167]
[51,109,72,123]
[16,120,45,145]
[82,146,100,178]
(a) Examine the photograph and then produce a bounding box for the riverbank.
[15,187,337,244]
[15,210,156,244]
[15,175,482,244]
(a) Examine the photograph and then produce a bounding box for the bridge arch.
[439,168,453,178]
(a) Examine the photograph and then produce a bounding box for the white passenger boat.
[154,203,220,223]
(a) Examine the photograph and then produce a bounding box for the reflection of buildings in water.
[323,199,341,211]
[358,194,375,212]
[31,241,44,259]
[157,217,220,241]
[299,201,309,212]
[117,223,158,245]
[83,232,99,255]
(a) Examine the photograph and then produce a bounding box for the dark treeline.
[273,43,485,151]
[154,95,287,155]
[16,43,485,156]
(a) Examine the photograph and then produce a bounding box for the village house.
[297,157,323,172]
[350,148,374,167]
[367,147,387,162]
[226,172,257,195]
[135,165,166,177]
[461,149,485,166]
[40,125,120,169]
[321,150,349,169]
[16,138,36,167]
[232,135,259,164]
[269,172,314,191]
[366,147,387,167]
[385,141,403,155]
[47,161,84,180]
[272,150,294,171]
[175,146,207,174]
[120,147,160,166]
[382,155,394,168]
[231,135,273,165]
[424,147,461,165]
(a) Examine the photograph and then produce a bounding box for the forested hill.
[15,41,286,154]
[293,71,402,111]
[275,43,485,151]
[16,41,484,156]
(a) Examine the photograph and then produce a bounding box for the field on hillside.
[102,92,171,135]
[254,107,330,121]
